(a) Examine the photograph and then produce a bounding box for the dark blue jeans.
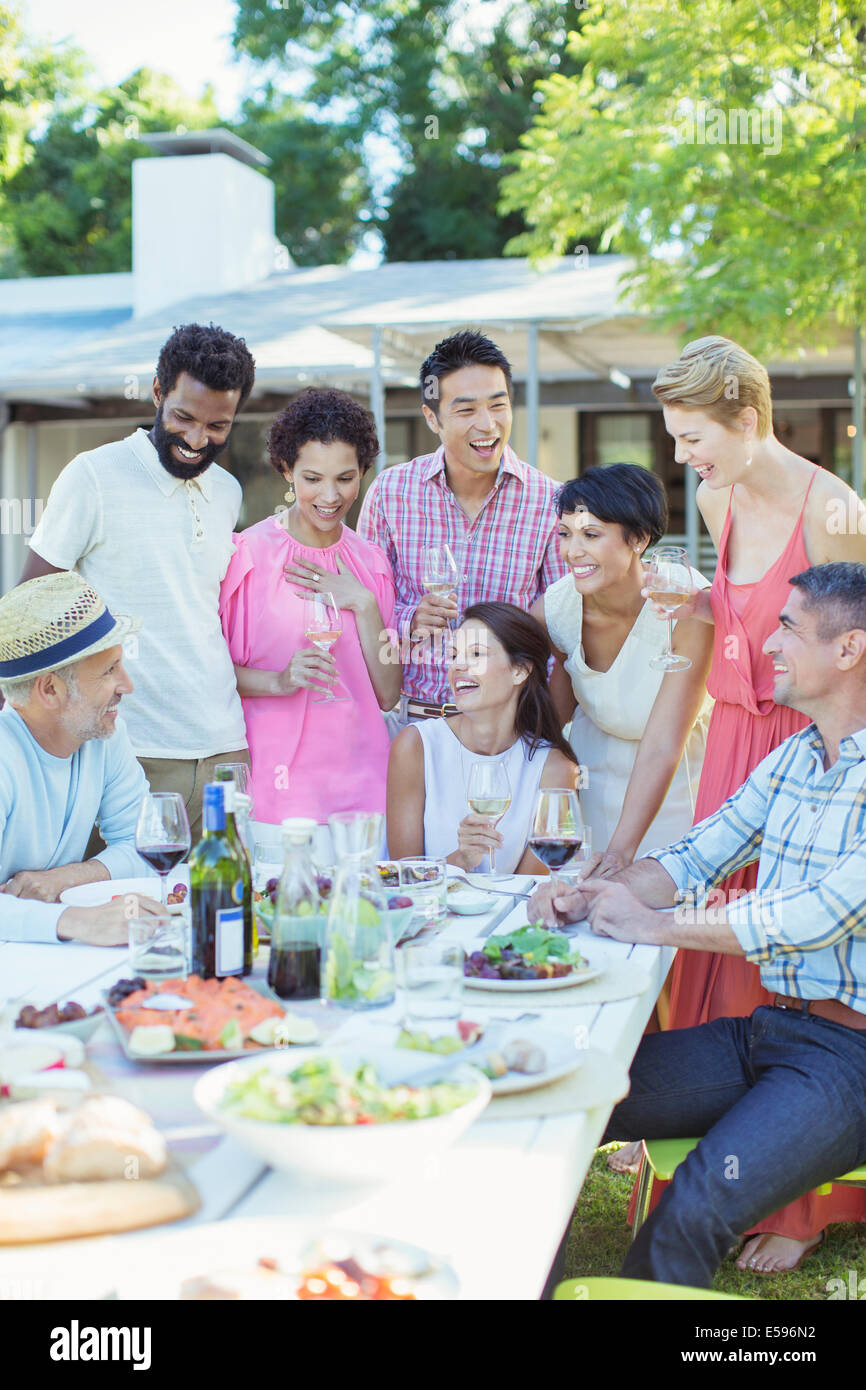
[603,1004,866,1287]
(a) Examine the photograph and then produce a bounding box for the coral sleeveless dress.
[656,472,864,1239]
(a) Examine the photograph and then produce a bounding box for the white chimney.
[131,130,280,318]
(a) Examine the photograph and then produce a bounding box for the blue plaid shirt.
[649,724,866,1012]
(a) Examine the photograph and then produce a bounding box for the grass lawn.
[562,1145,866,1300]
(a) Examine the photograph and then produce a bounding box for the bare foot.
[606,1140,643,1174]
[734,1230,825,1274]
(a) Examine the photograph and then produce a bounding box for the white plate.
[385,1022,582,1096]
[465,965,601,992]
[59,876,161,907]
[112,1218,460,1300]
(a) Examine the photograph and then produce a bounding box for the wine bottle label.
[216,906,244,976]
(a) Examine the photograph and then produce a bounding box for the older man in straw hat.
[0,572,162,944]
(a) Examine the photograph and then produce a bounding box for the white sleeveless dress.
[544,573,712,858]
[414,719,552,873]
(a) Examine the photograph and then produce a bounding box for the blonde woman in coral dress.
[648,335,866,1273]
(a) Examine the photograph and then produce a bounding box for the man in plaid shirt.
[531,563,866,1287]
[357,330,565,723]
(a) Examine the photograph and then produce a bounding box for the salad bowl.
[193,1045,491,1190]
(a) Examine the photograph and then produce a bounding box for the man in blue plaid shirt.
[531,562,866,1287]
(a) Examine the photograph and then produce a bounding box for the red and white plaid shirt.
[357,443,567,704]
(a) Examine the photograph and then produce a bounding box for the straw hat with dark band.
[0,572,141,682]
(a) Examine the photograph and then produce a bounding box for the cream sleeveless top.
[544,573,712,856]
[414,718,551,873]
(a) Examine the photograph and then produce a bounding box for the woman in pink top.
[638,336,866,1272]
[219,389,400,824]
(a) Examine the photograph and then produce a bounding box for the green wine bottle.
[214,768,254,974]
[189,783,246,979]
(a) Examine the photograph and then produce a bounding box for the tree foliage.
[499,0,866,354]
[237,88,371,266]
[3,68,219,276]
[231,0,595,261]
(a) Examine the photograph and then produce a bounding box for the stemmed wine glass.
[528,789,586,887]
[214,762,255,820]
[304,591,348,702]
[645,546,694,673]
[466,760,511,876]
[135,792,191,906]
[422,544,460,656]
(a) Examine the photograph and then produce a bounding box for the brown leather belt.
[772,993,866,1032]
[405,698,459,720]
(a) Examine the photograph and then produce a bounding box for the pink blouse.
[219,514,396,824]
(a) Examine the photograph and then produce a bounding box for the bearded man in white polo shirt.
[21,323,256,840]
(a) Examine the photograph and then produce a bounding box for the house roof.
[0,255,855,404]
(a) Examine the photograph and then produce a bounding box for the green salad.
[219,1056,477,1126]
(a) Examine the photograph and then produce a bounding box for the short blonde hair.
[652,336,773,439]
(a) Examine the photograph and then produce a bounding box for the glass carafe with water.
[321,849,395,1009]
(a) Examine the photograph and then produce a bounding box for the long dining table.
[0,877,672,1302]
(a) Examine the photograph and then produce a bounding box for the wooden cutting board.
[0,1163,199,1244]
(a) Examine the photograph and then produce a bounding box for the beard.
[150,406,230,480]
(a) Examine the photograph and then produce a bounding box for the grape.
[468,951,487,966]
[480,966,499,979]
[266,877,279,894]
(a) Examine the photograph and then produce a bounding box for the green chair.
[554,1277,748,1300]
[631,1138,866,1237]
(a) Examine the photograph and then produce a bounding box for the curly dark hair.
[267,387,380,476]
[156,323,256,409]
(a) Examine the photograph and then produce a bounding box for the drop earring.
[284,477,295,505]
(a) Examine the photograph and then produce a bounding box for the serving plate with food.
[102,975,320,1062]
[394,1020,583,1096]
[112,1220,459,1301]
[463,926,599,991]
[193,1046,491,1188]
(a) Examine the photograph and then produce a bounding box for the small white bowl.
[448,889,496,916]
[194,1045,490,1191]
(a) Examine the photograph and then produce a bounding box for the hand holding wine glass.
[303,591,348,702]
[466,760,511,875]
[645,546,694,672]
[135,792,191,906]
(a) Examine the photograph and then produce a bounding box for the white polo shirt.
[28,428,248,759]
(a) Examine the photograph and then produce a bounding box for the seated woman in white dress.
[387,603,578,874]
[531,464,714,874]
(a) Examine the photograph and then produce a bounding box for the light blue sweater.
[0,705,151,943]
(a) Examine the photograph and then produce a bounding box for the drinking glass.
[135,792,191,906]
[328,811,385,860]
[645,546,694,672]
[128,913,187,979]
[214,763,255,821]
[398,857,447,926]
[528,788,585,870]
[397,940,464,1026]
[466,761,511,875]
[304,591,348,702]
[421,544,460,603]
[422,544,460,658]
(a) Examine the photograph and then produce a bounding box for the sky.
[21,0,254,117]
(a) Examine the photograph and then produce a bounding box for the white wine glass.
[645,546,694,673]
[422,544,460,655]
[214,762,255,822]
[466,760,511,876]
[303,591,348,702]
[135,792,191,906]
